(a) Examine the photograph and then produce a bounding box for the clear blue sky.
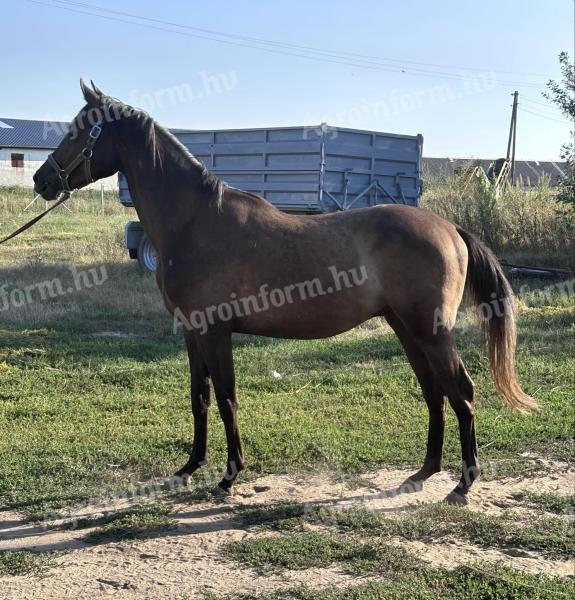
[2,0,573,159]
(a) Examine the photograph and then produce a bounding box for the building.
[422,157,567,188]
[0,117,116,190]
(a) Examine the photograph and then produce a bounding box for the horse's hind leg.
[420,335,479,504]
[444,359,479,504]
[385,312,447,490]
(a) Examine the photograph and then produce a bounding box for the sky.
[2,0,573,160]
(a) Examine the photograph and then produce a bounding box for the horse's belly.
[233,290,383,339]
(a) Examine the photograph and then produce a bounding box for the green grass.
[225,517,575,598]
[235,502,575,560]
[1,307,571,518]
[215,566,575,600]
[227,532,401,572]
[83,503,175,543]
[0,550,57,577]
[226,529,575,599]
[513,491,575,515]
[1,186,573,595]
[0,185,573,520]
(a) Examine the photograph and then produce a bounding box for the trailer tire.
[137,235,157,273]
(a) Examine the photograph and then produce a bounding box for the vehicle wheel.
[137,234,157,272]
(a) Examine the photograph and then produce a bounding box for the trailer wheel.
[137,234,157,273]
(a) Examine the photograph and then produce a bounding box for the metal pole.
[510,91,518,185]
[101,183,104,214]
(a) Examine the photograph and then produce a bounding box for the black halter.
[0,114,105,246]
[46,115,104,192]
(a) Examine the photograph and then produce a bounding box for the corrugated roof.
[422,157,567,187]
[0,118,69,149]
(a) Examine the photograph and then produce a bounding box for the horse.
[33,80,537,504]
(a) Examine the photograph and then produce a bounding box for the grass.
[0,188,573,519]
[513,491,575,515]
[422,171,575,270]
[227,504,575,597]
[226,531,398,572]
[235,502,575,560]
[0,550,57,577]
[213,565,575,600]
[83,503,176,543]
[1,302,572,519]
[0,186,573,594]
[226,528,575,599]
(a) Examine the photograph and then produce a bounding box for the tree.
[544,52,575,203]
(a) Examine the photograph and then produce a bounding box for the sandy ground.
[0,463,573,599]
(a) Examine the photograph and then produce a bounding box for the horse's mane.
[100,95,224,208]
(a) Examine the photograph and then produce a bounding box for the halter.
[0,113,105,246]
[46,114,104,192]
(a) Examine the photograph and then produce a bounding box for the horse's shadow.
[0,474,437,554]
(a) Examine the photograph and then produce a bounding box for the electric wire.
[26,0,548,89]
[50,0,553,79]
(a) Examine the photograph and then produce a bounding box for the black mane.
[100,96,223,205]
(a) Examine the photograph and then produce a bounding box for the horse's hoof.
[444,490,468,505]
[168,474,190,487]
[399,478,423,494]
[212,484,233,497]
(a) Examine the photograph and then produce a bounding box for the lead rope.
[0,191,72,245]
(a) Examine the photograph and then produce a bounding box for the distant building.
[422,157,567,188]
[0,118,116,190]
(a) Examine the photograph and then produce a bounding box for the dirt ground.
[1,464,573,599]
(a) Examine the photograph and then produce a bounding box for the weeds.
[422,172,575,270]
[0,551,57,577]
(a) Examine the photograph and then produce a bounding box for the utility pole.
[506,91,519,185]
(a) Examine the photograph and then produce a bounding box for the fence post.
[101,183,104,214]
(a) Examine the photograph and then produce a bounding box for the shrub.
[422,170,575,270]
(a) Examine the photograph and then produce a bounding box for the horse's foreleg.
[199,330,244,495]
[174,332,211,479]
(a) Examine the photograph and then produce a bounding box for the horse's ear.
[90,80,105,96]
[80,78,100,106]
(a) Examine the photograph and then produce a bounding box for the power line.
[519,106,571,125]
[522,97,567,117]
[50,0,553,80]
[522,96,558,108]
[25,0,548,89]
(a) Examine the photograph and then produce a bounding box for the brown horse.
[33,81,537,504]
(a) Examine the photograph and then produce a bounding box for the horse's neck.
[118,120,207,253]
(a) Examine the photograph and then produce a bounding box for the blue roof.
[0,118,69,149]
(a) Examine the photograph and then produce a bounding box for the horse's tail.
[456,226,538,413]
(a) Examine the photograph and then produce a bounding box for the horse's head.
[34,80,121,200]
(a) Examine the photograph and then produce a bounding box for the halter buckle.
[89,125,102,139]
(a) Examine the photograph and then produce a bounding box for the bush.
[422,171,575,270]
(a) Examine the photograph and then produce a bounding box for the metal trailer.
[120,123,423,271]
